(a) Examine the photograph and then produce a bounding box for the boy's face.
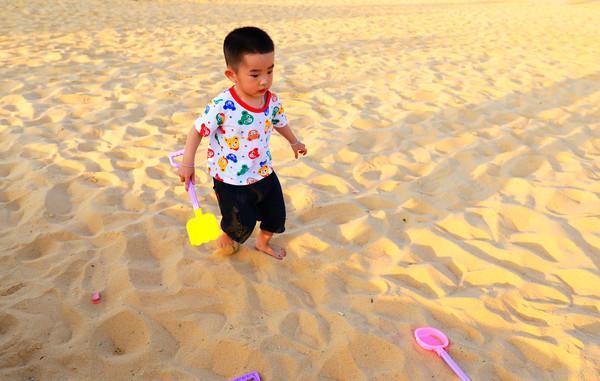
[226,52,274,99]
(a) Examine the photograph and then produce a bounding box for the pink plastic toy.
[91,292,101,304]
[231,371,261,381]
[414,327,471,381]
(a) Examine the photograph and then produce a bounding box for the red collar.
[229,87,271,113]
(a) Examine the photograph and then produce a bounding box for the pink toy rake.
[414,327,471,381]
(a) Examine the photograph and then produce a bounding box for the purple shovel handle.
[186,181,201,211]
[231,371,261,381]
[168,149,185,168]
[168,150,200,210]
[437,349,471,381]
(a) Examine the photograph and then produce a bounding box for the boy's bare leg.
[214,232,240,256]
[255,230,286,260]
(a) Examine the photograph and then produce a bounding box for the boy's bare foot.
[213,233,240,256]
[255,230,286,260]
[254,242,286,260]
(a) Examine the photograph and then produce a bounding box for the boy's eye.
[268,71,273,74]
[251,74,259,78]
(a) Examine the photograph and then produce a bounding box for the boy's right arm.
[178,127,202,191]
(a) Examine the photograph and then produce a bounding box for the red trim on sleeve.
[229,87,271,113]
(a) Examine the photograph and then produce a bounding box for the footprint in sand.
[0,313,18,344]
[507,154,548,178]
[92,310,150,358]
[45,183,73,215]
[280,310,330,348]
[0,283,25,297]
[57,93,100,105]
[16,234,59,261]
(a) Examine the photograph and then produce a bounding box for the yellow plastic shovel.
[169,150,221,246]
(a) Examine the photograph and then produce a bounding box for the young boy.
[178,26,307,260]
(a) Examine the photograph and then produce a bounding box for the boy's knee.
[222,221,254,244]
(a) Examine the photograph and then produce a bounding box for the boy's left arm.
[274,124,307,159]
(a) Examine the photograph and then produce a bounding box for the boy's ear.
[224,66,238,83]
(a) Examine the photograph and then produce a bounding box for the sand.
[1,0,599,380]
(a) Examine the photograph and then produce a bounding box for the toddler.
[178,26,307,260]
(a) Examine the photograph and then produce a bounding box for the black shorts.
[213,172,286,243]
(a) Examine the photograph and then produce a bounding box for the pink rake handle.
[168,149,200,210]
[437,349,471,381]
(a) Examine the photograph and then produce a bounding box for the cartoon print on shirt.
[246,178,258,185]
[218,157,228,171]
[226,153,238,163]
[248,148,260,159]
[237,164,249,176]
[271,106,280,125]
[264,119,272,134]
[216,113,226,134]
[266,150,272,161]
[207,148,214,158]
[199,123,211,137]
[248,130,259,141]
[225,137,240,151]
[258,165,269,177]
[204,105,210,114]
[224,100,236,111]
[271,106,279,118]
[216,113,224,125]
[238,111,254,125]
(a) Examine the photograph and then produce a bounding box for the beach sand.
[1,0,599,380]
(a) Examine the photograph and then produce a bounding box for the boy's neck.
[233,85,264,108]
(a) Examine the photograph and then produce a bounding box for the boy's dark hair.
[223,27,274,70]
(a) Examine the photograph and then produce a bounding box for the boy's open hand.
[178,166,195,191]
[291,141,307,159]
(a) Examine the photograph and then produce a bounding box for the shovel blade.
[186,210,221,246]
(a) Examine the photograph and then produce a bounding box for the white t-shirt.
[193,87,288,185]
